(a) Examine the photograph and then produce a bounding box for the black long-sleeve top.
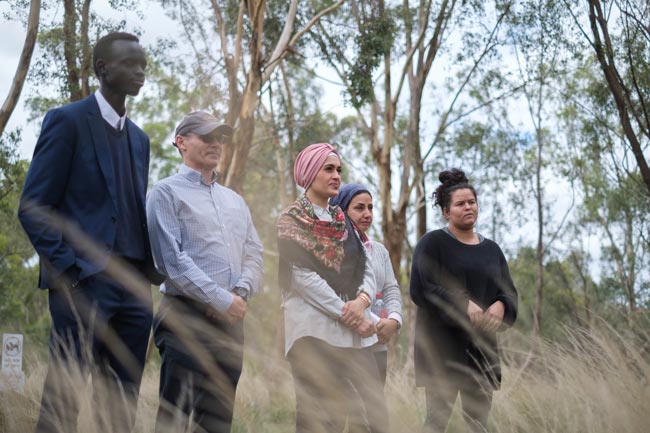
[409,229,518,388]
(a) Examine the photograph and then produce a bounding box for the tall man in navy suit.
[18,32,163,433]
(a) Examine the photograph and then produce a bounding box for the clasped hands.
[341,297,399,343]
[467,300,505,332]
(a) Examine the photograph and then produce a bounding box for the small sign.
[1,333,24,393]
[2,334,23,372]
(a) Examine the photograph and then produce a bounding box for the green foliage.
[559,55,650,313]
[508,246,596,339]
[0,130,47,340]
[129,38,190,181]
[346,11,396,109]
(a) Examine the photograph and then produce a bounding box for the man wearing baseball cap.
[146,111,264,433]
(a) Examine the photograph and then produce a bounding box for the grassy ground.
[1,317,649,433]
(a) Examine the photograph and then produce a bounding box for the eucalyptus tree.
[501,0,576,335]
[0,0,40,136]
[309,0,512,278]
[158,0,344,192]
[559,54,650,317]
[577,150,649,316]
[566,0,650,196]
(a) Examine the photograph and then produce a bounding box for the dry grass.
[2,319,649,433]
[492,324,650,433]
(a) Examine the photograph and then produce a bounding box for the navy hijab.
[330,183,372,211]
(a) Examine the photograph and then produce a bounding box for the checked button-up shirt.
[147,164,264,313]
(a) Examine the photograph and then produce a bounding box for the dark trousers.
[153,296,244,433]
[288,337,390,433]
[347,349,389,432]
[423,372,493,433]
[373,350,388,386]
[36,273,153,433]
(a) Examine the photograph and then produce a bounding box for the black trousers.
[346,349,389,433]
[373,350,388,386]
[36,272,153,433]
[288,337,390,433]
[423,371,493,433]
[153,296,244,433]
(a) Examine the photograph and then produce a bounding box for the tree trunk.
[409,76,426,240]
[213,0,341,192]
[225,93,258,192]
[280,64,298,201]
[587,0,650,196]
[378,44,401,279]
[623,211,636,313]
[0,0,41,136]
[533,128,544,336]
[383,208,407,282]
[79,0,92,98]
[223,0,265,192]
[63,0,81,101]
[570,251,591,328]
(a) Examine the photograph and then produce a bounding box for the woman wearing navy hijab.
[330,183,403,385]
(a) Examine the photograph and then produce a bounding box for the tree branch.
[0,0,40,135]
[262,0,345,83]
[422,3,509,161]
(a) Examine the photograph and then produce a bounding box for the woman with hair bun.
[409,168,518,433]
[277,143,389,433]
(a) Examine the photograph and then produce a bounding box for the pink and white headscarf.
[293,143,341,190]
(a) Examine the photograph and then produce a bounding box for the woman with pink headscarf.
[277,143,389,433]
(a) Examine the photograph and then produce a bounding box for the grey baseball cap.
[174,111,233,141]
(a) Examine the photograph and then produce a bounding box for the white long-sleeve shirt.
[282,203,378,355]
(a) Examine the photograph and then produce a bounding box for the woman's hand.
[355,319,376,338]
[376,318,399,344]
[341,297,367,327]
[467,300,484,328]
[481,300,505,332]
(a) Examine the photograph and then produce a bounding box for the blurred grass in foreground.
[1,312,648,433]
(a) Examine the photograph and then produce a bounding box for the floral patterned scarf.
[277,195,366,300]
[277,195,348,270]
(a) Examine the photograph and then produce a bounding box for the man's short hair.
[93,32,140,77]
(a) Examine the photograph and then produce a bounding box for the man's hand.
[206,294,247,325]
[481,300,505,332]
[376,318,399,344]
[55,265,81,291]
[354,319,376,338]
[467,300,484,328]
[341,298,366,328]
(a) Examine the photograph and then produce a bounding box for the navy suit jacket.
[19,94,163,288]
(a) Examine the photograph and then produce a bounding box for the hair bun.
[438,168,468,186]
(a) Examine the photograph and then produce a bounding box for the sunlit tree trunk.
[0,0,40,135]
[209,0,344,192]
